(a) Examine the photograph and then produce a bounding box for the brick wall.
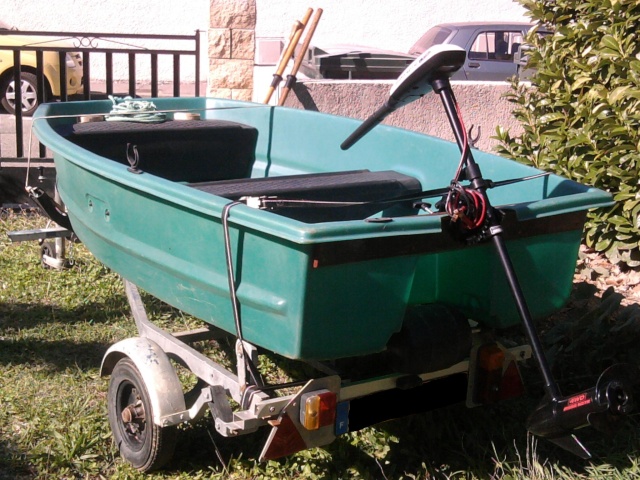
[208,0,256,100]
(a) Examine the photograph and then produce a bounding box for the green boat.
[32,95,611,362]
[30,44,639,469]
[32,94,611,361]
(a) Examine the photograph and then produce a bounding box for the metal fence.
[0,28,202,159]
[0,29,202,205]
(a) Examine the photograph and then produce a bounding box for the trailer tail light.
[300,389,337,430]
[473,343,525,405]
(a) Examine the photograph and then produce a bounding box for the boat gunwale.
[32,98,614,246]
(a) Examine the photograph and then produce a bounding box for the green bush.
[495,0,640,267]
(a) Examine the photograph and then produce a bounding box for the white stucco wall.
[255,0,528,54]
[253,0,529,101]
[2,0,209,82]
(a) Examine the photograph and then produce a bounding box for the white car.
[409,22,536,81]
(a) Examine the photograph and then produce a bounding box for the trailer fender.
[100,337,186,426]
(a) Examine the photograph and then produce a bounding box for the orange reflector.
[479,343,505,370]
[301,390,337,430]
[260,413,307,461]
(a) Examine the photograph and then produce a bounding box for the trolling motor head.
[527,364,640,458]
[340,44,466,150]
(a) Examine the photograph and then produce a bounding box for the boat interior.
[55,118,425,223]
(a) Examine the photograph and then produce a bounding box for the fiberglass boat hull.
[33,97,612,360]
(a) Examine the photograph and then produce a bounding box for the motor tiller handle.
[341,45,465,150]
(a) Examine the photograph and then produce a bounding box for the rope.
[222,201,263,389]
[105,95,167,123]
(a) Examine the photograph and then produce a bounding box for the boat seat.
[55,119,258,183]
[190,169,422,223]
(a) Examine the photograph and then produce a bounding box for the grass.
[1,210,640,479]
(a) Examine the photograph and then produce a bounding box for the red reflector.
[259,413,307,461]
[479,343,505,370]
[499,360,525,401]
[474,343,525,405]
[475,344,505,404]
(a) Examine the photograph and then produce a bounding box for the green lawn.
[1,211,639,479]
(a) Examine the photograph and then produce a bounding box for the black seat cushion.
[191,170,422,223]
[56,119,258,183]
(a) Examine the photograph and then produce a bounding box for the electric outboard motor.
[341,43,640,459]
[527,364,639,458]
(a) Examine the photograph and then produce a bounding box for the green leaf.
[539,112,565,123]
[596,237,613,251]
[572,76,593,91]
[601,35,620,51]
[608,85,631,103]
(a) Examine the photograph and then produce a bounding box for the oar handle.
[278,8,323,106]
[263,8,313,104]
[340,101,396,150]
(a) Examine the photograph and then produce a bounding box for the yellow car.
[0,20,83,115]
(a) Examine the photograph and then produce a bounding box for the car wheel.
[1,71,40,116]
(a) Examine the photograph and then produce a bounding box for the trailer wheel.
[40,241,55,269]
[108,357,177,472]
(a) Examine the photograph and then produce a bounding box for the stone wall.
[283,80,521,153]
[208,0,256,100]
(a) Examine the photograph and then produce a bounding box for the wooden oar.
[278,8,323,106]
[263,8,313,104]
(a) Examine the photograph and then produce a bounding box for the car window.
[469,30,523,61]
[408,26,452,55]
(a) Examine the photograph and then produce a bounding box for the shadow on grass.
[145,394,639,479]
[153,394,640,479]
[0,439,34,480]
[0,291,189,371]
[0,336,110,371]
[0,300,128,370]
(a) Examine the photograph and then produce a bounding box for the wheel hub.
[121,397,146,437]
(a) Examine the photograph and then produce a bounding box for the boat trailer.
[101,280,532,470]
[17,43,640,471]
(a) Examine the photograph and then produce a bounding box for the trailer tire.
[40,241,55,269]
[108,357,177,472]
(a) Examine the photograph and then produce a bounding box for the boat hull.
[34,97,612,360]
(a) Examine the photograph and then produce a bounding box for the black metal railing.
[0,29,202,160]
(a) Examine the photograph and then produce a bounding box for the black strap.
[27,187,73,231]
[256,172,551,210]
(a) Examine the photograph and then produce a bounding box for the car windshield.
[409,26,452,55]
